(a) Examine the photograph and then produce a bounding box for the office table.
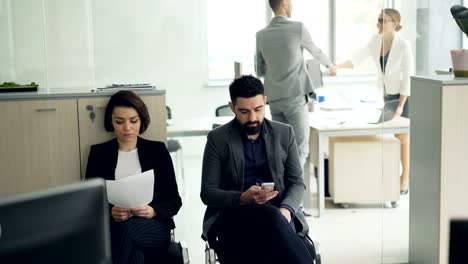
[305,110,410,217]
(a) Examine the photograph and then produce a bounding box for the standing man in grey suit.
[200,75,314,263]
[256,0,336,174]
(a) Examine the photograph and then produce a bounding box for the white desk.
[306,110,410,217]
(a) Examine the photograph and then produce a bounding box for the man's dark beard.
[243,121,262,135]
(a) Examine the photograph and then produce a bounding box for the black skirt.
[384,94,409,118]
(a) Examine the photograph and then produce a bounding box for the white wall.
[0,0,228,120]
[0,0,462,120]
[414,0,462,74]
[0,0,47,85]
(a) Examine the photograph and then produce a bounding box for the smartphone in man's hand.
[261,182,275,191]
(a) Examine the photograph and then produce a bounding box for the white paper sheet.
[105,169,154,208]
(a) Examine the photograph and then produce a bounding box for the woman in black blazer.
[86,90,182,264]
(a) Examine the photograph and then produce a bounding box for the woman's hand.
[393,106,403,119]
[111,206,132,222]
[329,65,338,76]
[336,60,353,69]
[130,205,156,219]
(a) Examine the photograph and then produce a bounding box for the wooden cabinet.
[0,99,80,196]
[409,76,468,264]
[77,95,166,178]
[0,92,166,196]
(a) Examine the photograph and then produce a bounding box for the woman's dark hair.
[229,75,265,104]
[104,90,150,133]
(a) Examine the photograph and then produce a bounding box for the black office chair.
[163,229,190,264]
[147,229,189,264]
[203,233,321,264]
[449,219,468,264]
[215,105,234,117]
[166,106,185,199]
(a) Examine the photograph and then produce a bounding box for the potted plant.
[450,5,468,77]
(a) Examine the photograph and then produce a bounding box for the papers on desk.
[106,170,154,208]
[319,102,355,111]
[310,107,383,127]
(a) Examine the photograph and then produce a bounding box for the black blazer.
[85,137,182,229]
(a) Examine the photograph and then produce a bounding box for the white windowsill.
[206,74,376,88]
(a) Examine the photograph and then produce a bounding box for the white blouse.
[115,148,142,180]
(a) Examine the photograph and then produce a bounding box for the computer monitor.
[449,219,468,264]
[0,179,111,264]
[306,59,324,89]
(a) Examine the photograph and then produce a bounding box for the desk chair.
[212,105,234,129]
[147,229,189,264]
[449,219,468,264]
[215,105,234,117]
[162,229,189,264]
[202,233,321,264]
[166,106,185,199]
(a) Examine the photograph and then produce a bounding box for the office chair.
[147,229,189,264]
[162,229,189,264]
[212,104,234,129]
[449,219,468,264]
[215,105,234,117]
[203,233,321,264]
[166,106,185,199]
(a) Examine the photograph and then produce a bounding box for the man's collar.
[273,15,288,19]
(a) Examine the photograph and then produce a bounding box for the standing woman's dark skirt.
[384,93,410,118]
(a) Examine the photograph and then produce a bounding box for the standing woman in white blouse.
[338,8,414,194]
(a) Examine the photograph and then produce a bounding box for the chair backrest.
[215,105,234,117]
[450,219,468,264]
[166,106,172,120]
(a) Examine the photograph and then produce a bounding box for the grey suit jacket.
[200,118,309,238]
[256,16,333,102]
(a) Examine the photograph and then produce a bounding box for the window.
[290,0,329,61]
[207,0,267,82]
[335,0,383,73]
[207,0,394,81]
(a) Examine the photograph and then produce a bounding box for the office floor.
[173,138,409,264]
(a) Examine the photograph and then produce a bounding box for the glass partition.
[1,1,466,263]
[0,0,47,89]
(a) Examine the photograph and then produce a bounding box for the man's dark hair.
[104,90,150,133]
[229,75,264,104]
[269,0,282,11]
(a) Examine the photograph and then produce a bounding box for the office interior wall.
[414,0,462,75]
[0,0,462,120]
[0,0,47,86]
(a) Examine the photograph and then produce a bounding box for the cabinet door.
[0,99,80,196]
[78,95,166,179]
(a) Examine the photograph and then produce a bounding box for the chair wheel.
[339,203,349,209]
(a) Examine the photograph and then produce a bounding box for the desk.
[306,110,410,217]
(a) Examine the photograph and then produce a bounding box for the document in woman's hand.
[105,170,154,208]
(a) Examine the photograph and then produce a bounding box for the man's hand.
[130,205,156,219]
[240,185,278,205]
[279,207,292,223]
[111,206,132,222]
